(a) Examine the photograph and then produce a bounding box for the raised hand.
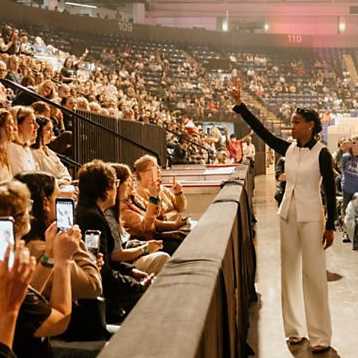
[172,177,183,195]
[230,78,241,104]
[0,241,36,314]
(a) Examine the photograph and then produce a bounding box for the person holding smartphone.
[106,164,170,275]
[118,163,187,255]
[0,242,36,358]
[14,172,102,301]
[76,160,154,322]
[134,155,187,221]
[0,180,78,358]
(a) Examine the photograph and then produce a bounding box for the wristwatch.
[142,245,150,256]
[40,254,55,268]
[149,196,160,205]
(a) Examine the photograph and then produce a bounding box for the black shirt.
[13,287,52,358]
[0,343,16,358]
[233,103,336,230]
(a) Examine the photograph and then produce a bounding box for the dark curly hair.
[78,160,116,204]
[14,172,56,242]
[295,107,322,136]
[31,115,51,150]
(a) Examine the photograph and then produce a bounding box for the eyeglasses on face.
[14,199,33,219]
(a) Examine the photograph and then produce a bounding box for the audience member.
[15,172,102,300]
[341,137,358,213]
[0,109,16,181]
[135,155,187,220]
[8,107,38,175]
[31,116,71,184]
[0,180,78,357]
[106,163,170,275]
[76,160,153,321]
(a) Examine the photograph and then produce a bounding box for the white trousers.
[134,252,170,275]
[280,197,332,346]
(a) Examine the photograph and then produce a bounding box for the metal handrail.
[1,79,161,163]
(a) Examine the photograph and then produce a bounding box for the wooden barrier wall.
[99,165,257,358]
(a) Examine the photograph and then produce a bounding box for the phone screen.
[85,230,101,256]
[56,199,74,231]
[0,217,15,267]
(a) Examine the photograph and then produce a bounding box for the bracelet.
[40,254,55,268]
[142,245,150,255]
[149,196,160,205]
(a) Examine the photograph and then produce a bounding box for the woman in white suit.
[231,80,336,353]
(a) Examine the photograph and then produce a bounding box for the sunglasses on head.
[296,107,315,115]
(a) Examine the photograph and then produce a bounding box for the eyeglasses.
[14,199,33,219]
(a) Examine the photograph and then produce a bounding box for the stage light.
[65,2,97,9]
[222,19,229,32]
[264,23,269,32]
[338,21,346,33]
[222,9,229,32]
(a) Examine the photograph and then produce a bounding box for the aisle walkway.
[248,174,358,358]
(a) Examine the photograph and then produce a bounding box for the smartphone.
[84,230,101,256]
[56,198,75,232]
[0,216,15,267]
[60,184,76,193]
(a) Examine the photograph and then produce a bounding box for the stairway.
[241,89,290,138]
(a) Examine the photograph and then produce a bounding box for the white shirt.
[32,147,71,181]
[243,143,256,161]
[0,164,12,182]
[8,142,38,176]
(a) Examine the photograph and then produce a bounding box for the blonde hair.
[0,109,13,169]
[134,155,157,179]
[0,180,31,237]
[37,80,56,99]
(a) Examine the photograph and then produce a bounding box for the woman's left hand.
[322,230,334,249]
[132,268,148,281]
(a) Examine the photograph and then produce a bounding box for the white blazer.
[278,141,325,223]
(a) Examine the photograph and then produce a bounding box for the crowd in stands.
[0,23,205,357]
[2,18,358,356]
[232,50,357,122]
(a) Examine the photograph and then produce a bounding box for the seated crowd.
[0,141,191,357]
[0,25,197,358]
[1,19,358,356]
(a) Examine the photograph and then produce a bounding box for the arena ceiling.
[63,0,145,8]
